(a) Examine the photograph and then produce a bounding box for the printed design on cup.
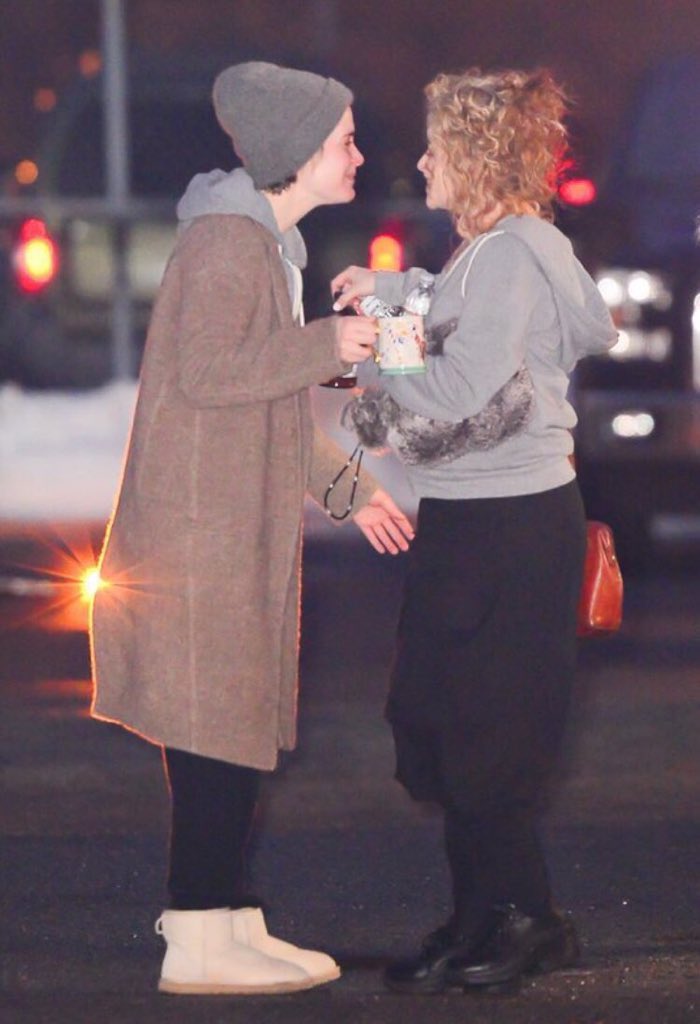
[376,314,427,375]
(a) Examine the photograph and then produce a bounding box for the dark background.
[1,0,699,190]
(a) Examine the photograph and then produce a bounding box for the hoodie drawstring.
[282,252,305,326]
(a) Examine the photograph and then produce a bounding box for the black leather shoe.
[445,904,580,990]
[384,920,475,994]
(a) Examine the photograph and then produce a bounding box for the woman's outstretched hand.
[352,488,415,554]
[331,266,377,311]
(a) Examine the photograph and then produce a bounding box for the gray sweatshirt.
[364,213,617,500]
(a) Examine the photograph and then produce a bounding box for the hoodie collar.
[492,214,617,367]
[175,167,307,269]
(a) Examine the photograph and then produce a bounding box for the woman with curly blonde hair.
[333,68,616,996]
[424,68,568,238]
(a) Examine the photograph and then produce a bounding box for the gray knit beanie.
[212,62,353,189]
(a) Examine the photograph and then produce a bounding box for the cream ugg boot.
[231,907,340,985]
[155,908,313,995]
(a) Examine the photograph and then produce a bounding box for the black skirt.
[386,480,587,814]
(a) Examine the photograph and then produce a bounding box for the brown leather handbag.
[577,520,624,637]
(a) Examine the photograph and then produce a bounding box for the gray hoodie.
[364,213,617,500]
[176,167,307,316]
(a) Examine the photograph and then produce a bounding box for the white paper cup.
[376,314,426,375]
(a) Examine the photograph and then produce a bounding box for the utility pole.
[101,0,133,379]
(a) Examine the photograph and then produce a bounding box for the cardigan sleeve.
[173,216,345,407]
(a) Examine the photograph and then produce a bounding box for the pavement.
[1,526,699,1024]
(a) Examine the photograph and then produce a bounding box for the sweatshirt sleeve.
[376,234,547,420]
[374,267,432,307]
[173,217,345,407]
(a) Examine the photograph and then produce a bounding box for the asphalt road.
[1,526,699,1024]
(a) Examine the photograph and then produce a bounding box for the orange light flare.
[13,218,59,293]
[556,156,597,207]
[78,49,102,78]
[369,233,403,272]
[558,177,597,207]
[81,567,105,602]
[15,159,39,186]
[0,523,107,633]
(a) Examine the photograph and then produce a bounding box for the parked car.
[561,54,700,567]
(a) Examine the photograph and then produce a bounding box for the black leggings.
[444,802,553,926]
[163,747,260,910]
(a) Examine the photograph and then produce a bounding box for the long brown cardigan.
[90,214,377,769]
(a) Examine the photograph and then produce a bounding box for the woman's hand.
[352,488,415,554]
[335,315,378,364]
[331,266,377,311]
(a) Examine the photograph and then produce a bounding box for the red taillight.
[369,233,403,272]
[558,178,597,207]
[13,218,59,293]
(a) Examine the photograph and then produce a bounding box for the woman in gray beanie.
[90,61,413,996]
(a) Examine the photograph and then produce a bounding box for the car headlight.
[608,327,671,361]
[597,269,672,311]
[611,411,656,438]
[596,268,673,362]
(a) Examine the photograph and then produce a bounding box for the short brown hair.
[424,67,568,239]
[264,173,297,195]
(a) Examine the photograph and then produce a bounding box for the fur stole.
[342,365,534,466]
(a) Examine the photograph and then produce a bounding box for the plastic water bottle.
[403,272,434,315]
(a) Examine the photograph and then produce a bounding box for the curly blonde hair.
[424,67,568,239]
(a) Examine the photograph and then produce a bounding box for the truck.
[564,53,700,566]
